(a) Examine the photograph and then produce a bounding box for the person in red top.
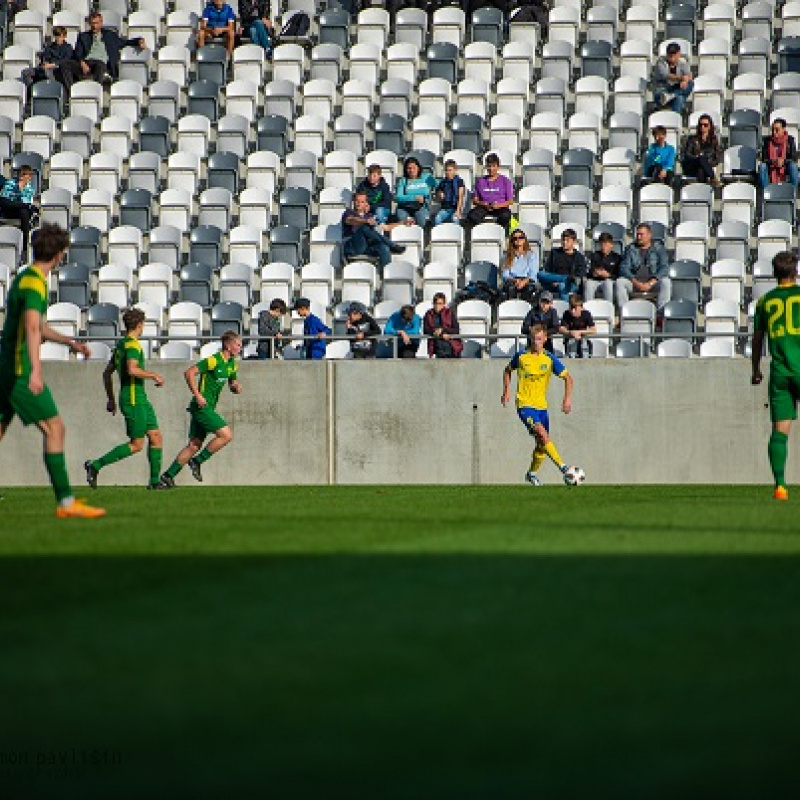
[423,293,463,358]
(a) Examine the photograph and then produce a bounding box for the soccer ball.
[563,466,586,486]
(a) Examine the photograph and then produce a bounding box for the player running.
[159,331,242,487]
[751,250,800,500]
[501,323,574,486]
[0,223,105,518]
[85,308,166,490]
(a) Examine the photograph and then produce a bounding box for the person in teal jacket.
[394,156,437,228]
[643,125,676,185]
[384,304,422,358]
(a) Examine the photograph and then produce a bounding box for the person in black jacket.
[346,302,381,359]
[355,164,393,225]
[681,114,722,186]
[521,291,560,353]
[538,229,588,301]
[61,12,145,85]
[20,26,75,88]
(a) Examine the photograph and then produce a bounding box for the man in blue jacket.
[64,12,146,84]
[384,304,422,358]
[294,298,330,360]
[616,222,671,310]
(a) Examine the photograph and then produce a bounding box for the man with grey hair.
[652,42,693,114]
[616,223,671,310]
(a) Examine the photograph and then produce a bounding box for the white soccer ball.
[563,466,586,486]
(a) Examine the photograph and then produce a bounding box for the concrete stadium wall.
[0,359,784,486]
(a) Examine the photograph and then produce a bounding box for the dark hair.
[561,228,577,240]
[598,232,614,244]
[651,125,667,137]
[269,298,287,313]
[31,222,69,262]
[568,293,583,309]
[695,114,719,148]
[666,42,680,56]
[636,222,652,233]
[353,190,368,202]
[89,11,102,20]
[122,307,145,332]
[485,153,500,166]
[529,323,546,336]
[52,26,67,37]
[17,164,33,175]
[400,304,415,320]
[773,251,798,282]
[773,118,788,130]
[444,159,457,168]
[222,330,241,348]
[367,163,382,174]
[432,292,447,304]
[403,156,422,177]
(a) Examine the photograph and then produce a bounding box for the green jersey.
[754,284,800,379]
[113,335,147,407]
[189,351,237,412]
[0,265,48,380]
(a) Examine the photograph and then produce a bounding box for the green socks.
[148,447,162,486]
[165,459,183,479]
[93,443,132,471]
[769,431,789,488]
[195,447,213,465]
[44,453,72,503]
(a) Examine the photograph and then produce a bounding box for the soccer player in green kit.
[752,250,800,500]
[85,308,166,490]
[0,223,105,518]
[159,330,242,487]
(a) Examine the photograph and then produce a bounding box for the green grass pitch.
[1,485,799,799]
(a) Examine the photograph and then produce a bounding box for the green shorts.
[0,374,59,427]
[120,399,159,439]
[188,406,227,441]
[769,372,800,423]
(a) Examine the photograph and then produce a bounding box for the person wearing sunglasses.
[760,118,799,189]
[681,114,722,186]
[501,229,539,302]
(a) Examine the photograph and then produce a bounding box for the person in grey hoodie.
[616,223,671,310]
[652,42,693,114]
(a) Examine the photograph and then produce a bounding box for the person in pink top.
[465,152,515,234]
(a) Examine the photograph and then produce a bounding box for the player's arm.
[229,374,242,394]
[102,357,117,414]
[41,322,90,358]
[127,359,164,387]
[24,308,44,395]
[501,365,513,406]
[751,330,765,385]
[184,364,207,407]
[561,372,573,414]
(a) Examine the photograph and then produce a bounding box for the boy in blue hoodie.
[433,159,466,226]
[294,298,330,360]
[643,125,676,185]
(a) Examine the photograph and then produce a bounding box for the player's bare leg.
[35,416,104,518]
[771,420,792,500]
[187,426,233,482]
[160,438,203,487]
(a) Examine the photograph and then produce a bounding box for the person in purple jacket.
[464,153,515,234]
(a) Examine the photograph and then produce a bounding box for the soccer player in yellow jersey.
[752,250,800,500]
[0,223,105,518]
[501,323,574,486]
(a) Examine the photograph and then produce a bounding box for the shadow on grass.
[0,555,798,800]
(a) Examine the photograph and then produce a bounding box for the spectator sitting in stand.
[345,302,381,359]
[652,41,693,114]
[559,294,596,359]
[20,26,75,89]
[355,164,393,225]
[616,222,671,310]
[198,0,237,55]
[384,304,422,359]
[423,292,463,358]
[341,191,406,268]
[238,0,274,56]
[681,114,722,187]
[464,152,514,234]
[521,291,560,353]
[585,232,621,304]
[643,125,676,185]
[760,118,799,189]
[433,159,466,226]
[538,229,587,301]
[0,164,39,260]
[501,228,539,302]
[63,12,146,85]
[394,156,437,228]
